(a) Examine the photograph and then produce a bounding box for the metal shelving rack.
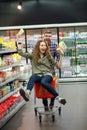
[0,50,25,128]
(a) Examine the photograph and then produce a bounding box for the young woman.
[18,40,66,105]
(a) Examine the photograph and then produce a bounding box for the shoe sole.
[59,99,67,105]
[19,89,29,102]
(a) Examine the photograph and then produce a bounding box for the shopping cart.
[34,76,61,123]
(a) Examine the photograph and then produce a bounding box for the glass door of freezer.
[75,26,87,77]
[59,26,87,78]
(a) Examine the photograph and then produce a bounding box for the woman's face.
[39,41,47,54]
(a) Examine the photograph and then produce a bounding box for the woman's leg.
[41,75,67,105]
[20,74,41,101]
[40,75,58,98]
[27,74,41,91]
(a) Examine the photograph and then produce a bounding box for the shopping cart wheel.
[58,106,61,115]
[52,115,55,122]
[34,108,37,116]
[39,114,42,123]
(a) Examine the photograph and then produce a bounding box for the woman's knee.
[41,75,52,86]
[29,74,38,82]
[40,79,45,86]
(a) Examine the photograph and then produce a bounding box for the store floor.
[1,82,87,130]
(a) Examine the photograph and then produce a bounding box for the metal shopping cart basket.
[34,76,62,123]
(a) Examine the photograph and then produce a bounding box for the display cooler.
[0,22,87,82]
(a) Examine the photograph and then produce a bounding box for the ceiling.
[0,0,87,27]
[0,0,26,1]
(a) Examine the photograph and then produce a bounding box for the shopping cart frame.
[34,76,62,123]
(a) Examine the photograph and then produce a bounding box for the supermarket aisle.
[1,82,87,130]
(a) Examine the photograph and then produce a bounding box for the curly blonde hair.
[33,40,51,64]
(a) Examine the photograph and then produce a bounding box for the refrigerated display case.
[59,26,87,79]
[0,22,87,81]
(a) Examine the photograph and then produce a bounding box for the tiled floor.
[1,82,87,130]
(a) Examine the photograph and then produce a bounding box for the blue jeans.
[27,74,58,98]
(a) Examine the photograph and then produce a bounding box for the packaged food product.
[56,41,67,55]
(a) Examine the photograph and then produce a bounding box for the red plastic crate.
[34,78,56,98]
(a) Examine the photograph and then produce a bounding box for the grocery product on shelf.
[0,46,27,128]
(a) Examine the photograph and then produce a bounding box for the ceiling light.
[17,1,22,10]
